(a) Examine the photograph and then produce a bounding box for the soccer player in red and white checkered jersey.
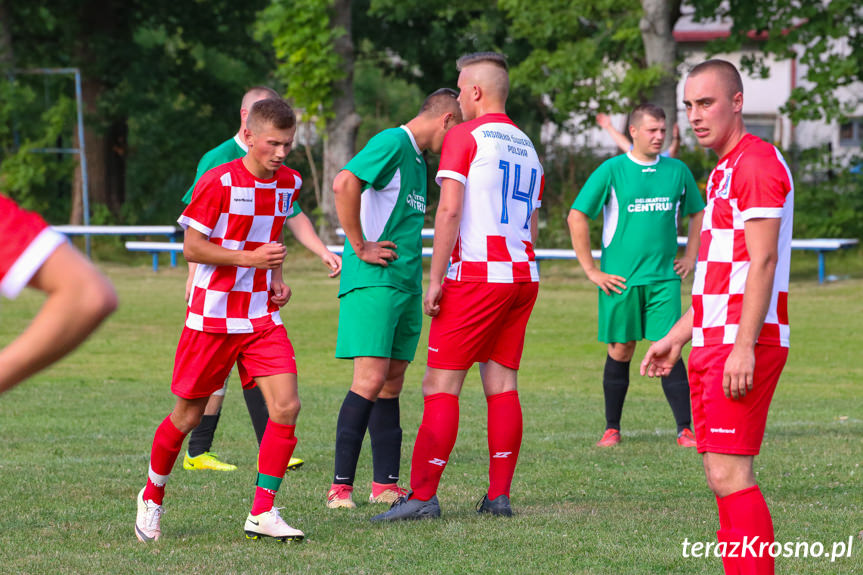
[373,52,544,521]
[135,99,305,543]
[641,60,793,575]
[0,197,116,394]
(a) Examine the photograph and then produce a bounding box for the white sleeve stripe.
[435,170,467,186]
[177,216,213,237]
[0,229,66,299]
[741,207,783,220]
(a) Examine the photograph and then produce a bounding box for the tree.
[690,0,863,123]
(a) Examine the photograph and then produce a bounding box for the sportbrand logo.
[248,519,260,526]
[233,197,253,203]
[428,458,447,467]
[428,346,439,352]
[335,475,350,481]
[710,427,736,434]
[492,451,512,459]
[388,475,399,481]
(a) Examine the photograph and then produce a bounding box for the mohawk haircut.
[247,98,296,132]
[456,51,508,72]
[688,59,744,98]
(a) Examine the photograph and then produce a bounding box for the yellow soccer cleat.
[287,457,304,471]
[183,451,238,471]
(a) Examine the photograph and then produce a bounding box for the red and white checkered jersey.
[692,134,794,348]
[178,159,300,334]
[0,196,66,299]
[436,113,544,283]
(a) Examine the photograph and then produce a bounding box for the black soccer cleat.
[476,494,513,517]
[370,493,441,522]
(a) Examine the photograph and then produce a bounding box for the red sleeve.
[179,168,227,235]
[734,149,791,219]
[0,196,65,298]
[435,125,477,185]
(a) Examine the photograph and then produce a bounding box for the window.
[839,119,862,147]
[743,115,776,143]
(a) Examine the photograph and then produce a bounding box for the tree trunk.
[639,0,683,137]
[74,0,129,221]
[321,0,360,243]
[0,1,13,69]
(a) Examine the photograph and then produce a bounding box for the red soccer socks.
[409,393,459,501]
[486,390,522,500]
[716,485,775,575]
[251,420,297,515]
[144,415,187,504]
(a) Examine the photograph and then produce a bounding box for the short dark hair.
[247,98,296,131]
[630,103,666,127]
[241,86,280,110]
[688,59,744,97]
[419,88,459,117]
[456,51,508,72]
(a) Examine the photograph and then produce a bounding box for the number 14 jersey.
[436,113,544,283]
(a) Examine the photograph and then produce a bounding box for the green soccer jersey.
[572,153,705,286]
[182,134,302,218]
[338,126,427,297]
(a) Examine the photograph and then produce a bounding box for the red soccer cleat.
[677,428,697,448]
[596,429,621,447]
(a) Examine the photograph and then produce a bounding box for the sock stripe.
[256,472,283,492]
[148,464,170,486]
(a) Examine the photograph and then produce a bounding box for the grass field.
[0,250,861,574]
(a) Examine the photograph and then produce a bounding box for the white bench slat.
[54,225,178,235]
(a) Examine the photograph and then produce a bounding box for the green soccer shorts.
[336,286,422,361]
[597,279,682,343]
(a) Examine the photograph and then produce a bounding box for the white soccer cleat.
[135,487,163,542]
[244,507,304,542]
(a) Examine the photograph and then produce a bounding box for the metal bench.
[55,225,181,267]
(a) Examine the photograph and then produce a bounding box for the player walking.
[135,98,306,543]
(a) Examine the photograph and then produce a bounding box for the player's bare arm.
[284,211,342,277]
[566,209,626,295]
[674,209,704,278]
[425,177,464,317]
[183,228,285,270]
[723,217,780,400]
[269,264,292,307]
[0,243,117,393]
[596,113,632,155]
[640,306,694,378]
[333,169,398,267]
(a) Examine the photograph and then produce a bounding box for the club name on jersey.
[628,197,673,213]
[480,129,535,149]
[406,190,426,213]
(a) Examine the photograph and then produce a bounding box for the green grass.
[0,251,861,574]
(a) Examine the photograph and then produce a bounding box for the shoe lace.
[475,495,489,513]
[268,506,287,525]
[329,484,353,499]
[144,501,164,530]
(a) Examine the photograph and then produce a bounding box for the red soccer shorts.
[427,280,539,371]
[688,344,788,455]
[171,324,297,399]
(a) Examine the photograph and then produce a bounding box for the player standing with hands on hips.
[374,52,544,521]
[641,59,794,575]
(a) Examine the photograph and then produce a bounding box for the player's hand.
[596,113,612,129]
[424,281,443,317]
[674,255,696,279]
[322,251,342,278]
[586,268,627,295]
[270,278,292,307]
[722,345,755,400]
[356,241,398,267]
[640,337,682,378]
[246,242,287,269]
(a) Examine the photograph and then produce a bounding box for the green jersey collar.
[400,125,422,157]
